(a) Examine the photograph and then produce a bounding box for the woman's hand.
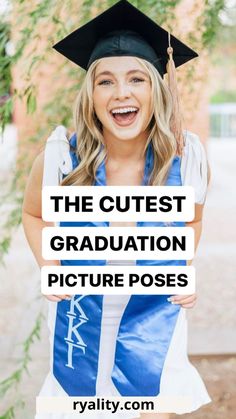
[42,294,72,302]
[167,293,197,309]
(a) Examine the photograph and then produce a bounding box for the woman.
[22,1,211,418]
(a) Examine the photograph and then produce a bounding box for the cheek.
[93,90,100,114]
[146,89,153,115]
[139,89,153,127]
[142,91,152,117]
[137,85,151,107]
[93,89,109,121]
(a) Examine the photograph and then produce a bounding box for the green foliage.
[0,96,13,129]
[0,404,23,419]
[0,0,227,416]
[211,90,236,104]
[0,313,43,417]
[26,87,37,114]
[0,21,12,128]
[0,168,23,266]
[0,22,11,92]
[201,0,225,48]
[0,312,43,397]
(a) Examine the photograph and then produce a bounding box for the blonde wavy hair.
[61,57,177,186]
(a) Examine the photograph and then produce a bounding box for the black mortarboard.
[52,0,198,78]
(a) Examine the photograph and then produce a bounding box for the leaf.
[26,91,37,114]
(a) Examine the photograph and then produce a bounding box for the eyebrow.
[95,69,149,80]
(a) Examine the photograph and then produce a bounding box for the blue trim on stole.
[53,133,184,396]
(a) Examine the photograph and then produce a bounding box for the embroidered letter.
[64,296,89,369]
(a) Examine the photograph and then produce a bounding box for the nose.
[113,81,131,100]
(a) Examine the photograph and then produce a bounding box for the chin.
[110,126,144,141]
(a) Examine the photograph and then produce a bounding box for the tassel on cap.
[166,32,184,156]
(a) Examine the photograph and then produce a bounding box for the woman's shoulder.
[183,129,205,151]
[43,125,74,186]
[182,129,208,164]
[28,150,45,187]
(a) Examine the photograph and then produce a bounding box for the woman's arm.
[169,204,203,308]
[186,203,204,266]
[170,160,211,308]
[22,151,71,302]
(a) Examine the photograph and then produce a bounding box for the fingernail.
[167,297,173,302]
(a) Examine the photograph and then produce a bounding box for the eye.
[131,77,145,83]
[98,79,113,85]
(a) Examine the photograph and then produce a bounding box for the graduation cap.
[53,0,198,153]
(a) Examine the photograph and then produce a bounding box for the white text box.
[42,227,194,260]
[42,186,195,222]
[41,265,195,295]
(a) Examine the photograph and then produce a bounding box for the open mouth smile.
[110,106,139,126]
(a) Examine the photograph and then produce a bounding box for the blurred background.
[0,0,235,418]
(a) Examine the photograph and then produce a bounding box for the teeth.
[111,107,138,114]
